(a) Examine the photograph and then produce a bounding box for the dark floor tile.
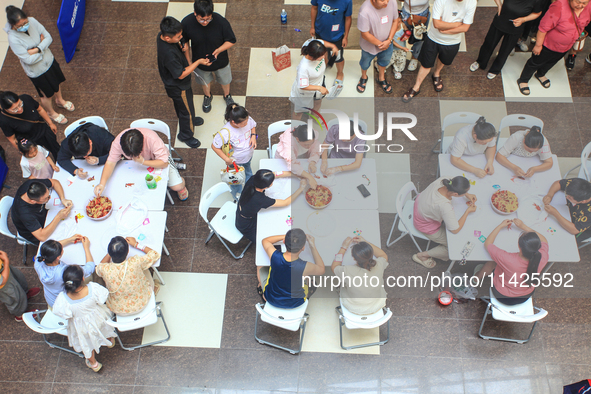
[216,348,299,391]
[540,323,591,364]
[67,45,130,69]
[546,364,591,394]
[84,0,113,23]
[543,128,583,157]
[462,359,550,394]
[176,149,207,177]
[136,347,219,387]
[244,98,291,131]
[0,341,60,382]
[227,46,252,74]
[59,67,126,94]
[52,383,134,393]
[107,3,168,23]
[0,65,35,93]
[224,274,261,310]
[409,153,439,192]
[221,308,258,349]
[439,75,505,98]
[22,0,60,22]
[534,298,591,325]
[135,387,214,394]
[102,24,161,47]
[159,237,195,272]
[128,46,158,70]
[79,22,108,46]
[192,235,256,273]
[52,92,120,120]
[0,382,52,394]
[387,297,456,319]
[232,25,288,49]
[115,93,177,121]
[506,102,579,135]
[162,206,199,239]
[121,69,167,95]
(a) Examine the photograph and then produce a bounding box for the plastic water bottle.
[281,9,287,25]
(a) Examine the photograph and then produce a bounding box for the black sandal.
[356,77,368,93]
[534,74,551,88]
[402,87,420,103]
[517,80,530,96]
[377,78,393,94]
[432,75,444,92]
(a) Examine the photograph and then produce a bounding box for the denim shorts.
[359,44,394,70]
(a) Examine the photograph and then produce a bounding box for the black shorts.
[315,34,344,63]
[29,59,66,98]
[418,35,460,68]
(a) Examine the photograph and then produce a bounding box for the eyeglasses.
[7,100,23,113]
[196,16,213,24]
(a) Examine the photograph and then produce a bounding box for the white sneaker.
[469,62,479,72]
[517,39,528,52]
[487,73,496,80]
[394,71,402,80]
[408,59,418,71]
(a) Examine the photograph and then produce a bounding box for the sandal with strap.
[412,254,436,269]
[107,337,116,348]
[356,77,368,93]
[377,78,393,94]
[534,74,551,88]
[178,187,189,201]
[432,75,444,92]
[517,80,530,96]
[51,113,68,125]
[85,359,102,372]
[56,101,75,112]
[402,87,420,103]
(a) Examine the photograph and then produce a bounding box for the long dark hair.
[523,126,544,150]
[293,124,315,142]
[240,170,274,205]
[473,116,497,140]
[37,240,63,265]
[351,242,376,271]
[224,103,249,124]
[17,138,36,155]
[301,39,326,60]
[441,176,470,196]
[519,232,542,287]
[63,265,84,293]
[0,91,19,111]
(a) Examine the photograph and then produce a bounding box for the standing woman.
[400,0,431,72]
[0,91,61,159]
[517,0,591,95]
[4,6,74,124]
[469,0,543,79]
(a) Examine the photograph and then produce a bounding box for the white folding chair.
[130,119,177,206]
[255,300,309,354]
[22,309,83,358]
[199,182,252,259]
[106,292,170,350]
[433,112,482,155]
[0,196,36,265]
[386,182,431,252]
[496,114,544,150]
[335,303,392,350]
[478,288,548,344]
[267,120,306,158]
[64,116,109,137]
[564,141,591,181]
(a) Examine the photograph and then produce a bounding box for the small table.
[51,159,170,211]
[438,154,580,272]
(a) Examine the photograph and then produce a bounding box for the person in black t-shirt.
[0,91,60,159]
[181,0,237,114]
[157,17,211,149]
[470,0,543,79]
[235,170,308,243]
[57,122,115,178]
[11,178,72,245]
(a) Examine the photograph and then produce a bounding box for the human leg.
[167,155,188,200]
[165,86,196,142]
[414,226,449,262]
[38,95,60,119]
[229,159,252,200]
[475,23,504,71]
[475,260,496,280]
[488,32,521,75]
[358,49,377,93]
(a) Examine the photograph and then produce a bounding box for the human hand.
[310,27,315,37]
[542,195,552,205]
[474,168,487,178]
[62,199,73,208]
[499,219,513,228]
[132,156,145,165]
[512,18,524,27]
[249,134,257,149]
[76,168,88,179]
[212,48,220,58]
[377,40,390,51]
[514,167,526,177]
[306,234,316,247]
[403,47,411,52]
[52,164,60,172]
[27,48,38,55]
[320,160,328,175]
[85,156,99,165]
[465,193,477,204]
[524,168,535,178]
[57,206,72,220]
[466,203,477,214]
[49,123,57,134]
[352,235,366,244]
[484,163,495,175]
[0,250,9,266]
[532,44,543,56]
[81,236,90,248]
[319,86,329,96]
[512,218,527,230]
[326,167,340,176]
[309,161,317,174]
[40,34,45,41]
[299,178,308,190]
[224,157,234,166]
[341,237,353,249]
[94,184,105,197]
[342,36,348,48]
[66,234,81,244]
[180,41,188,52]
[544,204,558,216]
[308,177,318,189]
[125,237,138,247]
[198,58,212,67]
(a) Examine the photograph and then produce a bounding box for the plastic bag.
[116,198,148,235]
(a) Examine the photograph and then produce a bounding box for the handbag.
[213,128,233,158]
[405,0,428,25]
[571,8,588,53]
[220,161,246,186]
[272,45,291,72]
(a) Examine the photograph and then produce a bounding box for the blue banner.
[57,0,86,63]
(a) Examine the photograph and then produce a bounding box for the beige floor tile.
[439,100,508,138]
[166,2,226,21]
[284,0,310,4]
[0,42,8,69]
[366,152,411,214]
[142,271,228,348]
[558,157,584,179]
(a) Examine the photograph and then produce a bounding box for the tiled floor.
[0,0,590,392]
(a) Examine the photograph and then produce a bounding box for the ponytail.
[523,126,544,150]
[519,232,542,287]
[224,103,249,124]
[351,242,377,271]
[63,265,84,293]
[239,169,275,205]
[473,116,497,140]
[17,138,36,155]
[442,176,470,195]
[37,240,63,265]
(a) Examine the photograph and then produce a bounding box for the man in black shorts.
[402,0,477,102]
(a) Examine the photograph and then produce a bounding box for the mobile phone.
[357,184,371,198]
[206,54,217,63]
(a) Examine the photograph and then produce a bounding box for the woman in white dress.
[53,265,116,372]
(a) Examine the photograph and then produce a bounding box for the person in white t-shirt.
[496,126,553,177]
[402,0,477,102]
[447,116,498,178]
[290,38,338,119]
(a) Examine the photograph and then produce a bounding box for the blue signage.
[57,0,86,63]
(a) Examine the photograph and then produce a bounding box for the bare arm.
[262,235,285,258]
[0,251,10,289]
[178,58,210,80]
[302,235,325,276]
[496,153,526,176]
[360,31,382,47]
[450,155,486,177]
[310,6,318,36]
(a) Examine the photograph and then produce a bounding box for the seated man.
[320,120,365,176]
[259,228,325,308]
[0,250,41,322]
[96,236,159,316]
[11,179,72,245]
[57,122,115,179]
[543,178,591,237]
[94,127,188,201]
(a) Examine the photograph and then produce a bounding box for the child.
[211,104,257,200]
[52,265,117,372]
[496,126,553,177]
[275,124,321,189]
[35,235,96,308]
[18,138,59,179]
[374,23,411,80]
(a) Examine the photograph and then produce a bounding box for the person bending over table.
[412,176,477,269]
[495,126,553,177]
[57,122,115,179]
[320,120,365,176]
[474,218,548,305]
[543,178,591,237]
[258,229,325,307]
[236,170,308,243]
[275,124,321,189]
[35,235,95,308]
[331,235,388,315]
[11,178,72,245]
[447,116,498,178]
[96,236,160,316]
[94,128,188,201]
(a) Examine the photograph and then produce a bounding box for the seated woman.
[412,176,477,268]
[275,124,321,189]
[53,265,116,373]
[475,219,548,305]
[96,236,160,316]
[35,235,95,308]
[331,236,388,315]
[447,116,498,178]
[543,178,591,236]
[320,120,365,176]
[496,126,553,177]
[94,128,188,201]
[236,170,307,243]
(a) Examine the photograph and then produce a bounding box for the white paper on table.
[116,199,148,235]
[52,219,78,241]
[306,210,336,237]
[517,195,548,227]
[266,177,292,199]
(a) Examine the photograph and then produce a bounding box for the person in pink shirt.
[274,124,321,189]
[94,127,188,200]
[475,218,549,305]
[517,0,591,95]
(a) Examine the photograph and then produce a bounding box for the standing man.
[157,16,209,149]
[310,0,353,85]
[182,0,237,113]
[402,0,477,102]
[356,0,399,94]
